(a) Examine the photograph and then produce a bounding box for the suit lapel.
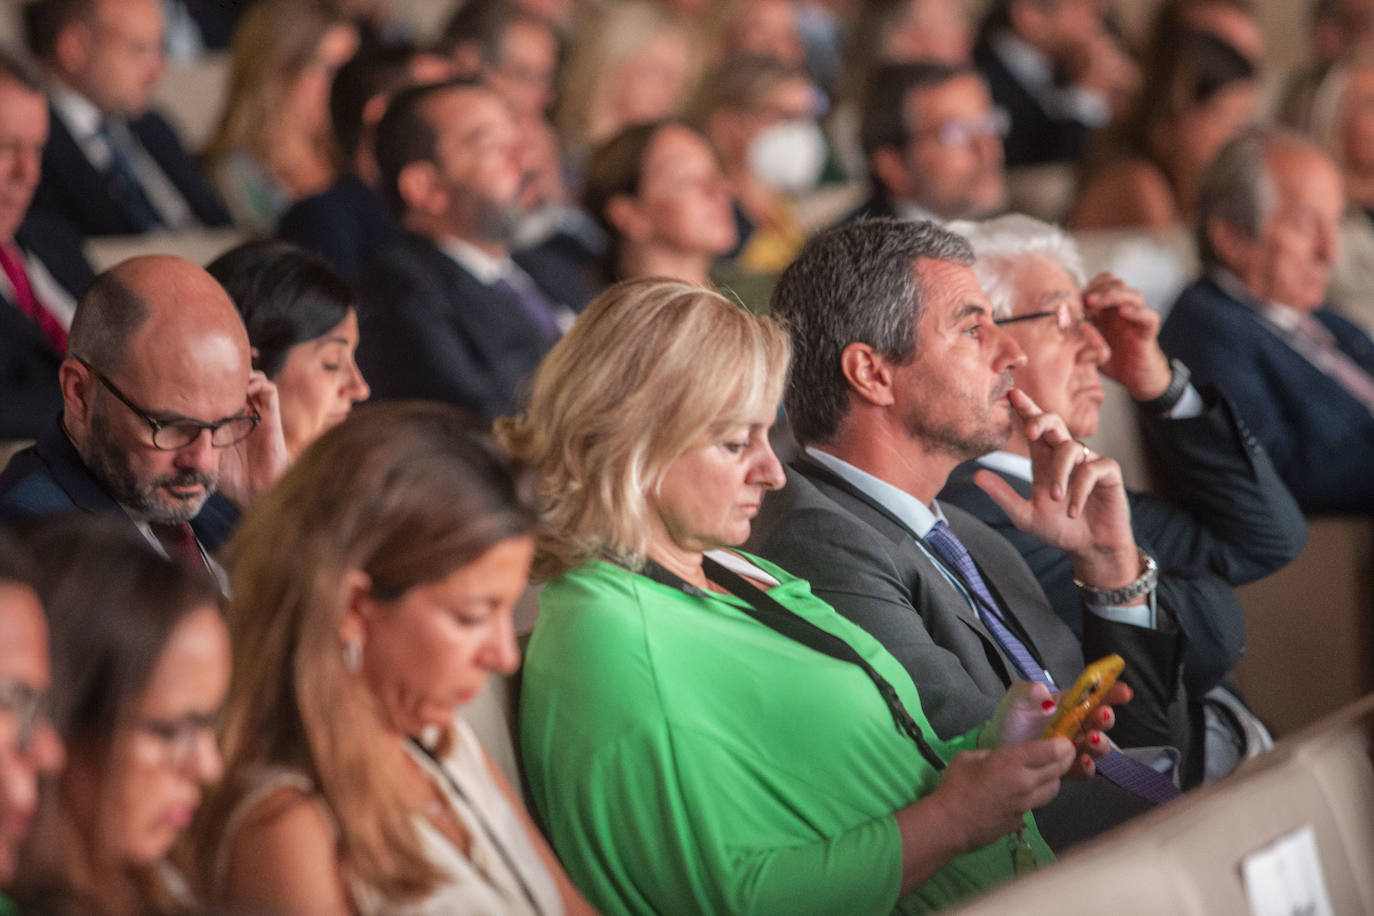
[793,455,1053,678]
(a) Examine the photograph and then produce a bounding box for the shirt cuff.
[1164,384,1204,419]
[1085,589,1156,629]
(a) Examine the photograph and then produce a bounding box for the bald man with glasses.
[0,255,286,570]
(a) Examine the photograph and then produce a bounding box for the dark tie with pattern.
[0,242,66,354]
[923,520,1181,804]
[494,271,562,342]
[150,521,203,570]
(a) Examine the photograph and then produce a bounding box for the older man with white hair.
[939,212,1305,784]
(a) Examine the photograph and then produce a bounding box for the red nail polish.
[1041,699,1056,711]
[1090,733,1102,745]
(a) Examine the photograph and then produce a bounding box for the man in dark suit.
[938,213,1305,784]
[278,43,454,281]
[845,61,1007,226]
[971,0,1134,167]
[357,78,595,421]
[1160,127,1374,514]
[0,255,287,566]
[0,49,95,440]
[27,0,230,235]
[751,218,1187,844]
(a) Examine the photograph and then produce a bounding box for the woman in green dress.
[497,278,1125,915]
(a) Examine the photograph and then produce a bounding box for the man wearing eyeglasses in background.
[0,254,286,575]
[938,214,1306,785]
[843,61,1008,227]
[0,529,63,896]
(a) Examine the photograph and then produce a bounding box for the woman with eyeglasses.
[10,514,229,915]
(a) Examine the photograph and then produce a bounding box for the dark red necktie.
[0,242,67,354]
[150,521,203,569]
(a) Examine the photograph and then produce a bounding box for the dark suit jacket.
[0,213,95,440]
[356,232,597,420]
[33,107,231,237]
[973,36,1091,168]
[839,192,899,225]
[749,455,1187,753]
[276,174,398,282]
[1159,277,1374,514]
[0,418,238,552]
[940,389,1306,702]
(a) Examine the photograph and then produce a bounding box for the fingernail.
[1090,733,1102,745]
[1041,699,1056,711]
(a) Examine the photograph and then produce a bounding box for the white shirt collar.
[895,200,942,225]
[975,450,1032,482]
[48,79,104,140]
[1209,266,1306,331]
[438,235,514,285]
[804,445,946,537]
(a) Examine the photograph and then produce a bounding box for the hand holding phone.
[1042,654,1125,741]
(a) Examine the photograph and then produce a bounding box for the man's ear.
[604,193,651,242]
[869,146,915,202]
[1206,217,1251,275]
[839,342,899,407]
[397,160,444,217]
[52,21,91,78]
[58,357,94,426]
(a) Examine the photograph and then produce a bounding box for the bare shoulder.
[222,786,353,915]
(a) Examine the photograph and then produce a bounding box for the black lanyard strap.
[644,556,946,773]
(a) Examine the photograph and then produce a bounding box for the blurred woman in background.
[583,120,737,286]
[1070,29,1257,229]
[13,515,228,915]
[204,0,360,231]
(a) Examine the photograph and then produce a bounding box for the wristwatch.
[1074,549,1158,605]
[1135,357,1191,416]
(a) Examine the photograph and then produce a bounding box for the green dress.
[520,553,1053,915]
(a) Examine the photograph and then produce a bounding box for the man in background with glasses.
[940,213,1305,786]
[846,61,1009,227]
[0,529,63,896]
[0,254,286,572]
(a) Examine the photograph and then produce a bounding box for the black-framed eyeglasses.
[994,301,1089,340]
[132,711,219,769]
[0,679,53,754]
[73,356,260,450]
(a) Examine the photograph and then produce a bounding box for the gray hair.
[768,217,972,445]
[1195,126,1321,272]
[947,213,1085,319]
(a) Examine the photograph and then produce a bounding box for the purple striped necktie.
[923,520,1181,805]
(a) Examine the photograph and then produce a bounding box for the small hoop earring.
[343,638,363,674]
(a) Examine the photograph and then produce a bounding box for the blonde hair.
[495,278,790,581]
[196,403,536,904]
[204,0,350,175]
[554,2,696,154]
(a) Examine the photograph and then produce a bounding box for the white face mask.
[747,119,828,194]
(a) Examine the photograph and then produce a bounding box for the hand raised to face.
[1082,273,1171,401]
[972,389,1143,592]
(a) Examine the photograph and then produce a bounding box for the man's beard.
[901,372,1015,461]
[84,406,218,524]
[470,194,526,246]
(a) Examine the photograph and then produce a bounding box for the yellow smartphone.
[1041,654,1125,740]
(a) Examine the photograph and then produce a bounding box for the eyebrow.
[1036,289,1077,311]
[952,301,989,322]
